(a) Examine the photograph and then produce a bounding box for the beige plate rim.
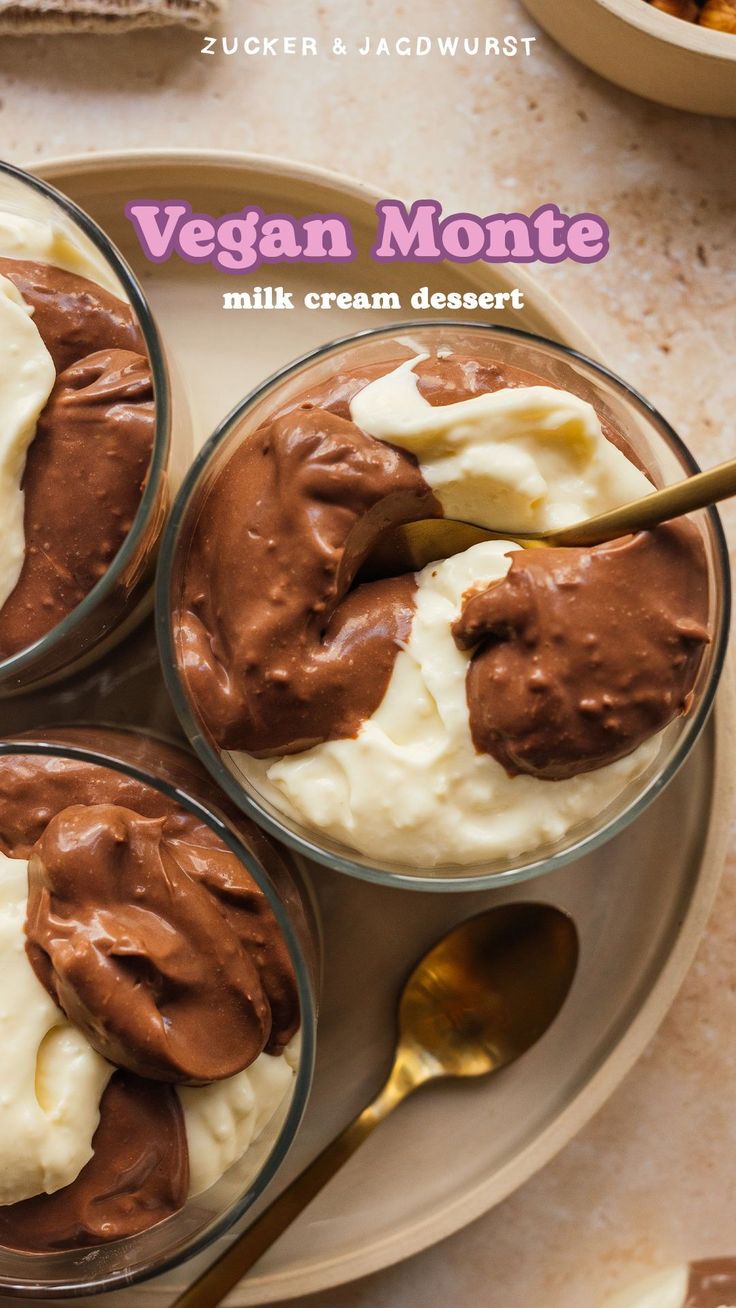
[252,699,735,1301]
[240,693,735,1302]
[25,150,736,1301]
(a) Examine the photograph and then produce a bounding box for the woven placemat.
[0,0,223,33]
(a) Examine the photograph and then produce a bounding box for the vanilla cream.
[0,275,55,613]
[0,212,123,296]
[350,354,651,530]
[0,853,112,1204]
[180,1034,300,1196]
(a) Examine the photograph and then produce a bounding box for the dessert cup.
[158,322,730,891]
[0,162,187,697]
[0,726,319,1297]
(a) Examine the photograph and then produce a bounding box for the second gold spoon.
[365,454,736,576]
[171,902,578,1308]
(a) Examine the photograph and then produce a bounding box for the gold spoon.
[172,902,578,1308]
[363,455,736,576]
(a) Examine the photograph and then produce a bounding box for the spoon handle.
[170,1069,415,1308]
[552,456,736,547]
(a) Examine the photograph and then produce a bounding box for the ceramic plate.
[2,151,731,1305]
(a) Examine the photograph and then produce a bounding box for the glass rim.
[155,319,731,893]
[0,729,317,1298]
[0,160,171,683]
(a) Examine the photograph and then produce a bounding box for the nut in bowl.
[0,726,318,1297]
[158,322,729,891]
[519,0,736,116]
[649,0,736,31]
[0,162,189,699]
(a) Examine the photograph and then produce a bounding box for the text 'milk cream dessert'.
[176,350,709,868]
[0,749,300,1253]
[0,211,154,661]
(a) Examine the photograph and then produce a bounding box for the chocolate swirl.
[168,830,299,1055]
[0,752,190,857]
[179,405,439,753]
[0,257,143,372]
[0,348,155,658]
[176,353,658,759]
[0,1073,188,1252]
[26,803,273,1084]
[0,745,301,1252]
[0,750,300,1062]
[0,257,155,657]
[452,521,709,779]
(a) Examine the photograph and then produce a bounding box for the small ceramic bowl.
[521,0,736,116]
[157,321,730,892]
[0,725,319,1298]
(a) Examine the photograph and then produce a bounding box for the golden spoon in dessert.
[172,902,578,1308]
[365,453,736,576]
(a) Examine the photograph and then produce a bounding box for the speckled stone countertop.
[1,2,735,1304]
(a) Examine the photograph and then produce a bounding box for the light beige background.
[1,1,735,1304]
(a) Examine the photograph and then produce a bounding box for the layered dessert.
[0,210,155,662]
[174,348,710,868]
[604,1259,736,1307]
[0,745,300,1252]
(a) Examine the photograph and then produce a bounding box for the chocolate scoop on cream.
[175,350,710,868]
[0,750,300,1253]
[180,406,439,754]
[27,804,272,1084]
[0,240,155,661]
[452,522,710,779]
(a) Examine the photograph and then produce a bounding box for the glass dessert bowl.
[0,161,186,697]
[158,322,730,891]
[0,726,318,1297]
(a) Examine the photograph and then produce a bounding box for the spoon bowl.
[398,903,579,1081]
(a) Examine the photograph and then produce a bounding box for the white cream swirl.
[0,275,55,613]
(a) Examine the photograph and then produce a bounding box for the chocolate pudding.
[0,743,300,1253]
[452,521,709,779]
[172,346,710,868]
[0,255,154,660]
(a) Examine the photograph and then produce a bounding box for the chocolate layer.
[0,752,299,1059]
[177,352,660,760]
[27,804,272,1084]
[0,1073,188,1253]
[452,522,709,779]
[0,258,155,658]
[176,355,538,756]
[687,1259,736,1307]
[0,348,155,658]
[0,257,143,372]
[179,405,439,753]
